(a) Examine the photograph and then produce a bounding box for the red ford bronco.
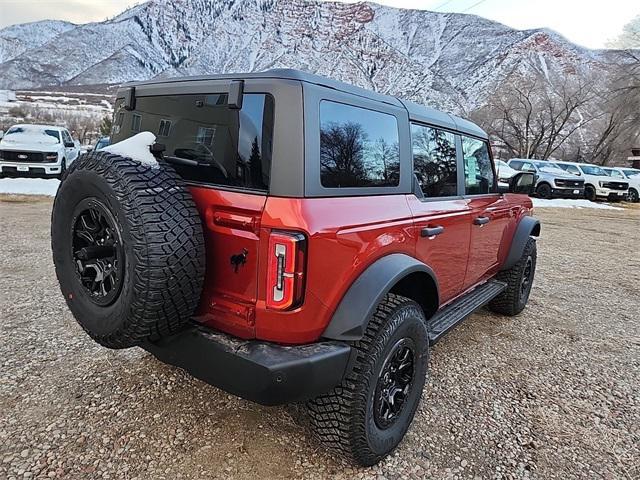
[51,69,540,466]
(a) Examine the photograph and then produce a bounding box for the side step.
[428,280,507,344]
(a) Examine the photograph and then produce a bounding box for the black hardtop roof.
[126,68,487,139]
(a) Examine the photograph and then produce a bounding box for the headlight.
[45,153,58,162]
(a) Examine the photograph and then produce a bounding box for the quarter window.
[411,124,457,197]
[319,101,400,188]
[462,136,495,195]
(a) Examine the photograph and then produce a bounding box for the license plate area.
[17,165,29,172]
[573,189,580,194]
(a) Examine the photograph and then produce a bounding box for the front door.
[408,124,471,304]
[461,135,511,288]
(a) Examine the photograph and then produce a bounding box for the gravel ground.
[1,196,638,480]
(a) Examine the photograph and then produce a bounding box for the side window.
[410,124,457,197]
[462,136,495,195]
[521,162,536,172]
[567,165,580,175]
[158,119,171,137]
[111,93,275,192]
[319,101,400,188]
[61,130,73,145]
[131,114,141,132]
[509,161,523,170]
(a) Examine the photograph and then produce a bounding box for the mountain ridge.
[0,0,623,112]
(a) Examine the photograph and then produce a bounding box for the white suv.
[0,124,80,179]
[604,167,640,203]
[554,161,628,202]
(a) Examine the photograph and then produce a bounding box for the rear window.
[112,93,274,192]
[319,101,400,188]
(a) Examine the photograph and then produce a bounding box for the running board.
[428,280,507,345]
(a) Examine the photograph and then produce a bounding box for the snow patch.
[103,132,158,167]
[0,178,60,196]
[532,198,623,210]
[0,125,59,146]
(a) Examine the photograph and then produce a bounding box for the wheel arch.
[321,253,439,342]
[501,216,540,271]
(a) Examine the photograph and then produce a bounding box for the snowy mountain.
[0,0,620,111]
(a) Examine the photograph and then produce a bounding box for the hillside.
[0,0,622,112]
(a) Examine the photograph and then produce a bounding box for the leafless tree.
[472,72,596,160]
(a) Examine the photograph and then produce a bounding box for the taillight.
[266,231,306,310]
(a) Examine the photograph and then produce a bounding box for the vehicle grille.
[555,179,584,188]
[0,150,50,163]
[601,182,628,190]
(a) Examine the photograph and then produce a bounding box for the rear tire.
[584,185,597,202]
[536,183,552,199]
[489,237,537,316]
[51,151,206,349]
[307,294,429,466]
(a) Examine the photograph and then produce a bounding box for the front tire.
[307,294,429,466]
[58,158,66,180]
[629,188,639,203]
[536,183,552,199]
[489,237,537,316]
[585,185,597,202]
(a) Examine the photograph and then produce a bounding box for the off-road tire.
[536,182,552,199]
[51,151,206,349]
[585,185,597,202]
[307,294,429,466]
[489,237,537,316]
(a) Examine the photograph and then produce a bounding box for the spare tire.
[51,151,206,349]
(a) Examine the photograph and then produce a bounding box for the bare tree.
[472,73,596,160]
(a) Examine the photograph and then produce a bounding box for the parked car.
[0,124,80,179]
[495,159,518,188]
[94,136,111,151]
[507,158,585,199]
[50,69,540,466]
[602,167,639,203]
[554,161,628,201]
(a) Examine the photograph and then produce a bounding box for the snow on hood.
[103,132,158,167]
[0,126,60,147]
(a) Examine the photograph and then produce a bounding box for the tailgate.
[189,186,267,338]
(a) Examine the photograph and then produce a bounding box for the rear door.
[461,135,512,288]
[111,81,276,338]
[407,123,472,303]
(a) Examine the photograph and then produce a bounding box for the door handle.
[474,216,490,226]
[421,226,444,238]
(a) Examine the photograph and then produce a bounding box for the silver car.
[507,159,585,199]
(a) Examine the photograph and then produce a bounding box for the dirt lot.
[1,197,638,480]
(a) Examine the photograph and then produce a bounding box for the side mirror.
[509,172,536,195]
[0,130,4,139]
[64,141,75,148]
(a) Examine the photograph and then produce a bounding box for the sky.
[0,0,638,49]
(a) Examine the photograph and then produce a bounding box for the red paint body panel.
[188,184,531,345]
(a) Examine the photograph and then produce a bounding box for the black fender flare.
[501,216,540,271]
[321,253,439,342]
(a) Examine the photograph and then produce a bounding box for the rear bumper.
[143,326,351,406]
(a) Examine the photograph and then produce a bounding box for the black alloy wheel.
[374,338,416,429]
[71,197,124,306]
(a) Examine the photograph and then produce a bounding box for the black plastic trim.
[143,326,351,406]
[501,216,540,271]
[322,254,439,341]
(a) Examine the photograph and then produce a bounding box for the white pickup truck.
[0,124,80,179]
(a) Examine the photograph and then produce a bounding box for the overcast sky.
[0,0,638,49]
